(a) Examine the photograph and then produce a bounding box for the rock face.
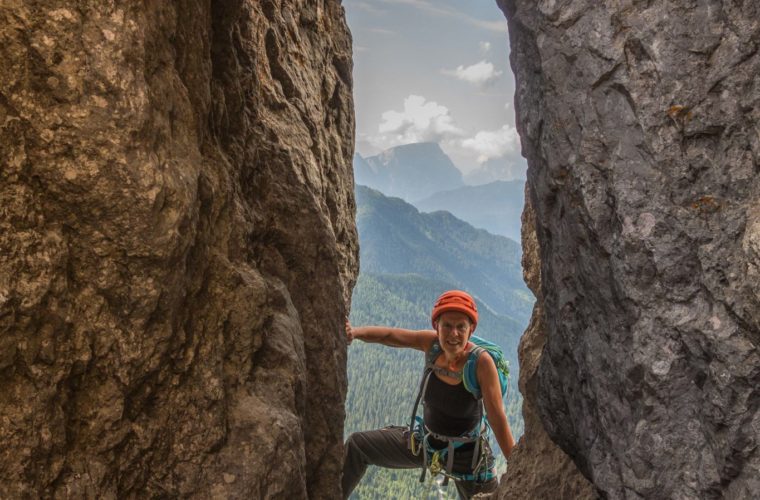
[0,1,357,498]
[497,191,594,499]
[498,1,760,498]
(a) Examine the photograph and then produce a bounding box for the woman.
[342,290,515,499]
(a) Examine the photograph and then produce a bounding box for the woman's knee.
[345,431,370,457]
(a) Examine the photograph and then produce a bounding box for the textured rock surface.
[497,191,594,499]
[0,1,357,498]
[499,0,760,498]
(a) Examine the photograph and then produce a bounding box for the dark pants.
[341,426,498,499]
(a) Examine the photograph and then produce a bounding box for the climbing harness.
[410,414,495,486]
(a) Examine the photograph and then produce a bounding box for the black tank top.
[423,371,481,445]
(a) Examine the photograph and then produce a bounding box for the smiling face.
[435,310,474,359]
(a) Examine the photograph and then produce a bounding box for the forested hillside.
[346,187,531,498]
[356,185,532,324]
[347,273,524,499]
[347,273,524,430]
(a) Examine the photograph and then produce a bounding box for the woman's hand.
[346,318,354,345]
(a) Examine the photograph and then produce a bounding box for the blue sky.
[344,0,522,175]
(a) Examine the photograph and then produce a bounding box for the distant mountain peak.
[354,184,531,323]
[353,142,463,202]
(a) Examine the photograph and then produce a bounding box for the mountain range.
[415,180,525,242]
[354,143,526,241]
[463,155,526,185]
[355,185,532,323]
[353,142,463,202]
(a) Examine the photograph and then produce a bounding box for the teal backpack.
[453,335,510,399]
[408,335,511,485]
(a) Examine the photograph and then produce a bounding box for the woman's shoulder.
[417,330,438,352]
[474,348,498,386]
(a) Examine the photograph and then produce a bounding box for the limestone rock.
[496,189,594,499]
[0,1,357,498]
[499,0,760,498]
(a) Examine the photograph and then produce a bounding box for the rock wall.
[499,0,759,498]
[497,189,594,499]
[0,1,357,498]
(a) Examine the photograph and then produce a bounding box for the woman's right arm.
[346,321,436,351]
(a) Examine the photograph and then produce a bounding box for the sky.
[344,0,523,176]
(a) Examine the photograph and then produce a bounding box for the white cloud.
[368,27,396,36]
[464,157,527,184]
[444,60,503,87]
[379,0,506,33]
[353,2,386,15]
[469,19,506,33]
[479,41,491,53]
[461,124,520,163]
[373,95,463,148]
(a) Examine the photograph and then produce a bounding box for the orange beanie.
[431,290,478,330]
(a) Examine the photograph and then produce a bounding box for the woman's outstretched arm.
[346,320,436,351]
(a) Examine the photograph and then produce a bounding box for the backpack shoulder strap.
[409,344,440,438]
[426,340,442,367]
[462,346,486,398]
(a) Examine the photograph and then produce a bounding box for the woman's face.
[435,311,474,358]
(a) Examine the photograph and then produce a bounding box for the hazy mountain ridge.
[415,180,525,242]
[354,143,526,242]
[355,185,532,324]
[354,142,464,202]
[463,155,527,185]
